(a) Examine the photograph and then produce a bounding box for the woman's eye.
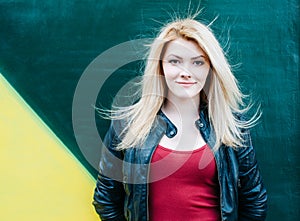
[193,60,204,66]
[169,59,180,65]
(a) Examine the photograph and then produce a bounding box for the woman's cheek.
[163,65,180,78]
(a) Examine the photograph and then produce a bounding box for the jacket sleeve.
[93,122,126,221]
[237,129,268,221]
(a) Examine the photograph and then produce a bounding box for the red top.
[149,144,221,221]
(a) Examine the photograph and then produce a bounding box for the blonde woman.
[93,17,267,221]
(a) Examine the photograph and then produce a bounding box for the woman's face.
[162,38,210,101]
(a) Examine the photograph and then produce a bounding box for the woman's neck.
[160,95,206,150]
[162,96,200,126]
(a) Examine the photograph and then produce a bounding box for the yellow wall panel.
[0,74,99,221]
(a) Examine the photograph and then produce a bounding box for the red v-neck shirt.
[149,144,221,221]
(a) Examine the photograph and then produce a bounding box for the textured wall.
[0,0,299,220]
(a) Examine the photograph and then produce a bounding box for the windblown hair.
[99,16,260,150]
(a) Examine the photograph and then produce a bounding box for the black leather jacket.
[93,108,267,221]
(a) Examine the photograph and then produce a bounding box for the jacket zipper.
[146,146,157,221]
[213,150,224,221]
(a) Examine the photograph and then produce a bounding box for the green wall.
[0,0,299,220]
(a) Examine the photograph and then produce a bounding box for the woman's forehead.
[163,38,206,58]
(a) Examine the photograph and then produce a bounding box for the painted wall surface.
[0,0,299,220]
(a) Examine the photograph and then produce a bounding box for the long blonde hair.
[99,17,260,150]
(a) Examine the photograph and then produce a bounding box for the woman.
[93,17,267,221]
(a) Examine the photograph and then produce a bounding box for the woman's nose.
[180,69,191,78]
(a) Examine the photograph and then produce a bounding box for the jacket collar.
[157,106,216,148]
[157,110,177,138]
[157,106,209,137]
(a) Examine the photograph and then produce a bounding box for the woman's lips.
[176,81,197,87]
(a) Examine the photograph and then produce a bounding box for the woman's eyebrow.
[166,54,182,59]
[166,54,206,59]
[191,55,206,60]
